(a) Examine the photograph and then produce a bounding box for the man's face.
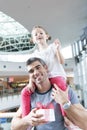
[27,61,48,85]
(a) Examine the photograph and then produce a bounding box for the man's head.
[26,57,46,67]
[26,57,48,85]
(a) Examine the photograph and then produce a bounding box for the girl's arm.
[54,39,65,64]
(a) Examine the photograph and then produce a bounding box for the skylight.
[0,11,35,53]
[0,11,72,61]
[0,11,29,36]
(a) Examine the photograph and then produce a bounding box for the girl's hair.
[30,25,51,43]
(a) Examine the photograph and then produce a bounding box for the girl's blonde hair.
[30,25,51,43]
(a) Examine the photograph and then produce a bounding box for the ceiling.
[0,0,87,48]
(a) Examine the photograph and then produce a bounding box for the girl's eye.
[35,34,37,36]
[40,33,43,35]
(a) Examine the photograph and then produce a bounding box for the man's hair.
[26,57,46,66]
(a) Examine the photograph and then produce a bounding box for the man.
[52,86,87,130]
[11,57,81,130]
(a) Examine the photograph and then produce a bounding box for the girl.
[21,25,67,117]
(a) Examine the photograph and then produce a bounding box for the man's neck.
[36,80,51,93]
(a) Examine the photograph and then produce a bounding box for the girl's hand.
[51,84,69,105]
[54,39,61,50]
[26,78,36,93]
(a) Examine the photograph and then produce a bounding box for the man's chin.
[36,81,41,85]
[35,79,42,85]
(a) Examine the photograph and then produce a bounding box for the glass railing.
[0,112,16,130]
[0,87,22,98]
[0,112,16,118]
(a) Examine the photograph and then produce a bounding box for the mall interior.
[0,0,87,129]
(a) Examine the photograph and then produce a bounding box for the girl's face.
[31,28,48,44]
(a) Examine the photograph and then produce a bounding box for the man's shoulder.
[68,86,79,104]
[68,86,75,95]
[68,86,77,99]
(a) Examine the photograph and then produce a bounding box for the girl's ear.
[30,37,35,44]
[46,34,51,41]
[46,34,49,41]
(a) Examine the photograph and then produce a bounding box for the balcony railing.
[0,112,16,118]
[0,112,16,130]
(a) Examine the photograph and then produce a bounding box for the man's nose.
[33,69,39,75]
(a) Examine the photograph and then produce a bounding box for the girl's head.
[30,25,51,44]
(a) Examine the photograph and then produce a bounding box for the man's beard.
[35,73,48,85]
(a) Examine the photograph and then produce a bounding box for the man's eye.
[28,69,34,73]
[36,66,41,70]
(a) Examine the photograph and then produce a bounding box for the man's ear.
[44,65,49,72]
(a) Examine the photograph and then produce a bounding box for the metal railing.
[0,112,16,118]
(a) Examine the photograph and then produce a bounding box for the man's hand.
[23,108,47,127]
[51,84,69,105]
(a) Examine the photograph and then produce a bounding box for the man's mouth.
[35,76,41,83]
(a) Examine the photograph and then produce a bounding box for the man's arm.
[54,39,65,64]
[11,108,31,130]
[51,84,87,130]
[11,107,46,130]
[65,104,87,130]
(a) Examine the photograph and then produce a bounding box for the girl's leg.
[21,87,32,117]
[49,76,67,116]
[49,76,67,91]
